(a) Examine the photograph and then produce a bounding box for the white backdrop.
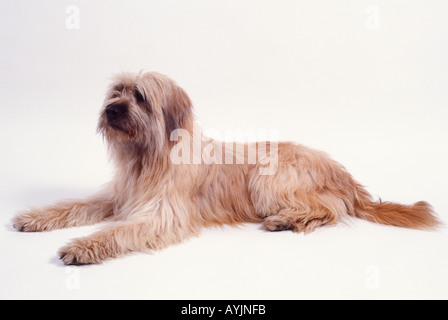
[1,0,447,299]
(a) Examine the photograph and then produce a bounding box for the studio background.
[1,0,447,299]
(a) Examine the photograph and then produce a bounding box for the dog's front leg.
[58,217,195,265]
[13,192,114,232]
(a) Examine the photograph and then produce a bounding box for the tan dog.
[13,72,440,265]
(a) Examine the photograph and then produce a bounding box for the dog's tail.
[353,190,440,230]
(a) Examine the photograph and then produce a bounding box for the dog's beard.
[107,126,134,143]
[98,113,137,144]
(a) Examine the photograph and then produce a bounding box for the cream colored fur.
[13,72,440,265]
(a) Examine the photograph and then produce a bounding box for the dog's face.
[98,72,193,152]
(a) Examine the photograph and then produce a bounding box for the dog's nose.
[106,106,118,120]
[106,103,126,121]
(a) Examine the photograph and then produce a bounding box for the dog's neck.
[108,117,197,182]
[108,132,185,182]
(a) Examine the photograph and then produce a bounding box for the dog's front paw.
[58,238,105,265]
[12,210,45,232]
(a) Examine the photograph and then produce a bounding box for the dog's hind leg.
[263,206,337,234]
[250,144,357,234]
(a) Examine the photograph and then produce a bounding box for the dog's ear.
[163,85,193,138]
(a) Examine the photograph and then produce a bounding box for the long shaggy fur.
[13,71,440,265]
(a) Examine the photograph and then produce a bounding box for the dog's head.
[98,72,193,153]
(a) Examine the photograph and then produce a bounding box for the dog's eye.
[134,90,145,103]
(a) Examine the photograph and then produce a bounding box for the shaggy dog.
[13,72,440,265]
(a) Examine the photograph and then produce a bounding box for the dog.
[13,71,440,265]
